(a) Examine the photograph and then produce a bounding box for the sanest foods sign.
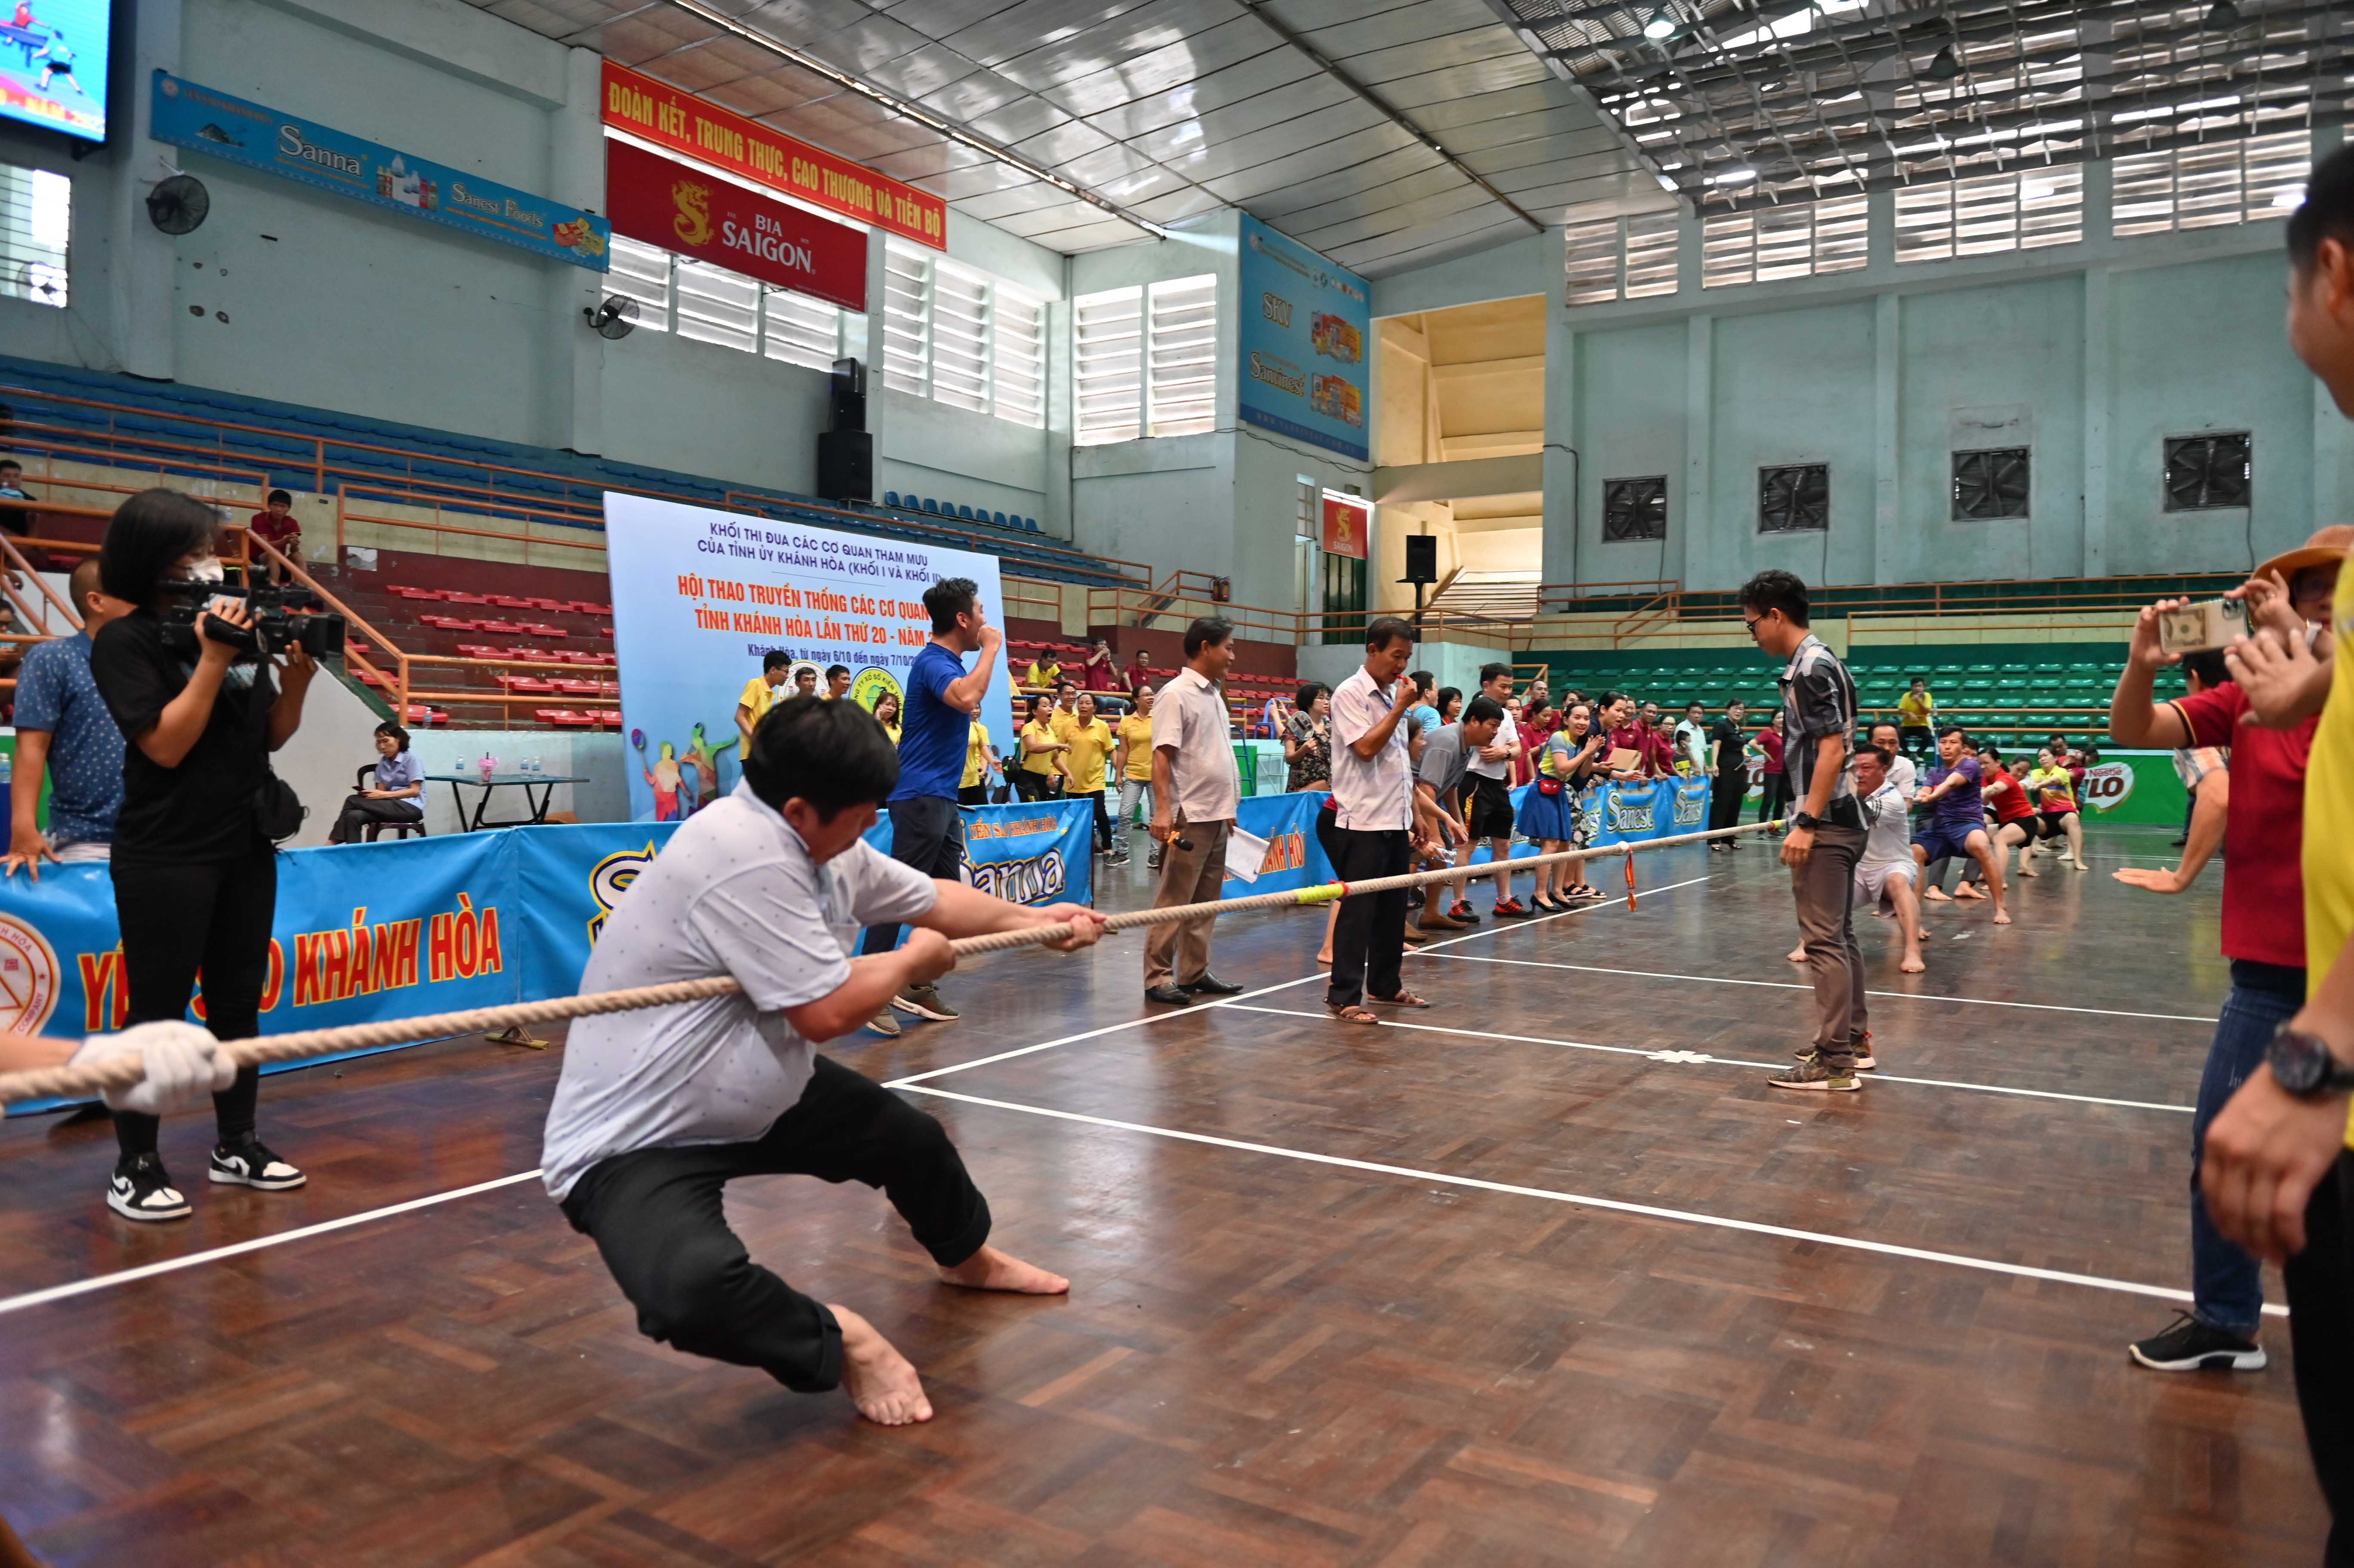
[605,140,866,312]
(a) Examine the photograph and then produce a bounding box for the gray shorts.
[1853,857,1915,911]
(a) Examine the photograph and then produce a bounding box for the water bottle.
[0,751,13,786]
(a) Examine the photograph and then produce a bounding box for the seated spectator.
[329,721,425,844]
[249,490,301,583]
[1080,637,1119,691]
[1124,646,1152,695]
[3,558,129,876]
[0,458,32,540]
[1026,650,1061,689]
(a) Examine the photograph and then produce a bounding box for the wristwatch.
[2268,1023,2354,1098]
[1789,810,1819,830]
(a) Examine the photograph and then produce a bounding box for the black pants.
[559,1057,991,1392]
[1757,773,1791,824]
[1075,788,1111,851]
[1708,770,1746,832]
[863,793,964,956]
[2289,1154,2354,1565]
[109,849,277,1158]
[330,794,423,843]
[1899,724,1933,758]
[957,784,990,807]
[1327,826,1411,1009]
[1011,768,1054,802]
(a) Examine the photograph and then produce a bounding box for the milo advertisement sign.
[2082,761,2135,814]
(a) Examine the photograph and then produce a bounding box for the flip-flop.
[1328,1003,1380,1025]
[1372,991,1431,1008]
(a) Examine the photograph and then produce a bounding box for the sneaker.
[1768,1054,1861,1092]
[892,983,958,1022]
[866,1009,902,1038]
[1492,898,1531,918]
[107,1152,190,1222]
[1446,902,1481,923]
[2129,1312,2266,1372]
[1109,851,1130,867]
[209,1134,306,1191]
[1790,1036,1874,1068]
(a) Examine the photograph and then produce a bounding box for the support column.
[109,0,182,380]
[1872,293,1900,585]
[2083,267,2112,577]
[1540,230,1579,604]
[1682,314,1712,590]
[552,46,605,456]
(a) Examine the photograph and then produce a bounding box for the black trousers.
[559,1057,992,1392]
[1708,770,1746,832]
[863,794,964,956]
[1757,773,1791,824]
[1327,826,1411,1009]
[2288,1154,2354,1565]
[1011,768,1054,802]
[109,849,277,1157]
[957,783,990,807]
[1075,788,1111,851]
[330,794,423,843]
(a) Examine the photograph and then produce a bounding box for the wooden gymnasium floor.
[0,825,2334,1566]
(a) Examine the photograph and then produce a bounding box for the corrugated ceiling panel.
[1042,22,1288,118]
[1138,99,1389,182]
[1074,49,1325,140]
[1115,74,1359,163]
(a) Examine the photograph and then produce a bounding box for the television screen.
[0,0,108,143]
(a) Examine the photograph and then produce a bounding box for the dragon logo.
[672,178,714,247]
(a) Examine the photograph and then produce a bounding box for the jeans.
[1114,777,1152,857]
[1757,773,1790,824]
[862,794,963,957]
[2189,960,2306,1334]
[559,1057,990,1392]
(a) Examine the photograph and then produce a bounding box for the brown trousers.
[1789,822,1869,1062]
[1144,817,1229,989]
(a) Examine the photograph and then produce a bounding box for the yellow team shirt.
[1048,705,1079,742]
[1115,712,1154,781]
[881,722,901,745]
[1020,719,1060,775]
[2308,552,2354,992]
[1897,689,1933,726]
[963,722,992,789]
[1062,718,1114,794]
[738,675,778,727]
[1026,659,1060,687]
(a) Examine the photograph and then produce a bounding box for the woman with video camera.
[86,490,317,1222]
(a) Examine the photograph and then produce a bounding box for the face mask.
[184,558,225,584]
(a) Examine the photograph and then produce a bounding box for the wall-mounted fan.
[584,296,639,340]
[145,173,210,236]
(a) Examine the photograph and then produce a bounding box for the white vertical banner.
[602,494,1016,823]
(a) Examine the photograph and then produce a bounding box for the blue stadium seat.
[884,491,900,508]
[921,498,940,514]
[1025,517,1039,532]
[992,511,1008,527]
[958,504,975,521]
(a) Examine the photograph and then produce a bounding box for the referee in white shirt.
[1325,618,1434,1024]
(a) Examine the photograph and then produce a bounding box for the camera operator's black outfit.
[89,608,301,1214]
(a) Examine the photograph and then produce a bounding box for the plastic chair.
[884,491,901,508]
[349,764,425,841]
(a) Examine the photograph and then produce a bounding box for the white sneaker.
[208,1135,306,1191]
[108,1153,191,1221]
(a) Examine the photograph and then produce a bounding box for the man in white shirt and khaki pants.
[1325,617,1436,1024]
[1146,616,1246,1006]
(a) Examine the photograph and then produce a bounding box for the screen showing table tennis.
[0,1,108,143]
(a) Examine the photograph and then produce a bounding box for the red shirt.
[250,510,300,545]
[2174,681,2316,968]
[1984,765,2036,823]
[1758,729,1784,774]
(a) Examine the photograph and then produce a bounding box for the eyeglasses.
[1742,614,1767,638]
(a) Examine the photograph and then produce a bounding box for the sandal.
[1328,1003,1380,1026]
[1371,991,1430,1008]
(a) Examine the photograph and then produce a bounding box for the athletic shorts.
[1853,857,1916,911]
[1466,773,1516,840]
[2038,808,2075,836]
[1991,813,2035,838]
[1911,821,1982,864]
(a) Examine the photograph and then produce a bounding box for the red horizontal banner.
[601,59,944,251]
[605,139,867,313]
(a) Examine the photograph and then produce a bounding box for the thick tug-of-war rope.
[0,819,1784,1105]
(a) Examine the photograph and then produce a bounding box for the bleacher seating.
[881,490,1042,533]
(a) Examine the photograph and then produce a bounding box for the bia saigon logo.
[2082,762,2135,813]
[0,914,60,1034]
[672,178,715,246]
[588,841,662,943]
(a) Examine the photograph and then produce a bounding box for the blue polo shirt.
[889,641,970,802]
[13,631,124,845]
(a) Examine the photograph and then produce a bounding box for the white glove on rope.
[67,1022,238,1115]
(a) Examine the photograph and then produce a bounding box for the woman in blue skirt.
[1522,700,1605,912]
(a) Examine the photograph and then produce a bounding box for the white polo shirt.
[1151,665,1240,825]
[539,780,936,1200]
[1328,664,1412,831]
[1467,706,1518,780]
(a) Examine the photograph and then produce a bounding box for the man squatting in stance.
[539,695,1107,1425]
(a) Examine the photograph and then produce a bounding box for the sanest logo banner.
[1236,214,1369,461]
[601,60,944,251]
[606,139,866,311]
[149,72,610,271]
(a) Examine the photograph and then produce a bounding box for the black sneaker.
[108,1152,191,1222]
[208,1134,306,1191]
[2129,1312,2266,1371]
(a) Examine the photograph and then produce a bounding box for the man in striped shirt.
[1743,570,1871,1093]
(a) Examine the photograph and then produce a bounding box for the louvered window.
[1624,213,1681,297]
[606,235,672,333]
[1074,285,1143,446]
[0,162,67,310]
[674,258,758,352]
[882,243,931,396]
[1564,213,1683,304]
[994,288,1045,428]
[2113,129,2311,237]
[1897,169,2081,263]
[1564,216,1621,305]
[762,287,845,371]
[1075,274,1217,445]
[1702,196,1867,289]
[1148,275,1217,437]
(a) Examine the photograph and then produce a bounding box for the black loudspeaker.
[829,357,866,432]
[1402,533,1438,585]
[817,429,872,502]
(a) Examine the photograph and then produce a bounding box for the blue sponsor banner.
[150,71,612,271]
[1459,779,1713,866]
[1237,213,1368,461]
[1221,790,1333,896]
[927,798,1092,913]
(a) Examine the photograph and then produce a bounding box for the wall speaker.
[817,429,872,502]
[829,357,866,433]
[1402,533,1438,585]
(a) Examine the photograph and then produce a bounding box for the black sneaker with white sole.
[2129,1312,2267,1371]
[108,1152,191,1222]
[209,1134,306,1191]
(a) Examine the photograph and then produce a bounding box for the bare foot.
[1787,946,1807,964]
[1954,883,1986,901]
[1993,908,2013,925]
[1901,952,1926,973]
[832,1306,932,1426]
[2018,866,2037,878]
[940,1244,1070,1295]
[1316,950,1333,965]
[2072,861,2091,872]
[1924,886,1951,903]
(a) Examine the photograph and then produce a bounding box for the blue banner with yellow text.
[1220,790,1333,895]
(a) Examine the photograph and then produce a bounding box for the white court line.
[1423,953,2216,1024]
[902,1085,2287,1318]
[0,1170,545,1318]
[1229,1004,2195,1115]
[886,873,1717,1090]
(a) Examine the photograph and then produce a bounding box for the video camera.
[162,580,346,660]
